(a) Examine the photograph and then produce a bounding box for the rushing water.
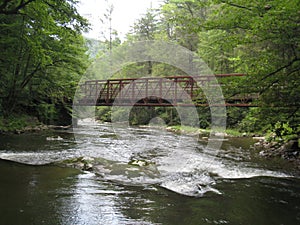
[0,121,299,225]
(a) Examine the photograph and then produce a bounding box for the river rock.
[253,136,265,141]
[46,136,63,141]
[255,139,300,163]
[212,132,228,137]
[48,125,71,130]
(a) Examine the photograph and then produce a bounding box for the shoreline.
[0,124,72,135]
[141,124,300,168]
[0,114,72,134]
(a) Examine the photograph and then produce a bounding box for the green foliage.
[112,108,129,123]
[266,122,299,143]
[199,0,299,136]
[155,107,180,125]
[37,103,57,124]
[209,0,299,100]
[0,0,90,125]
[238,107,283,134]
[129,107,156,125]
[0,114,40,132]
[131,8,159,41]
[223,128,244,137]
[226,107,248,128]
[96,106,112,122]
[160,0,208,51]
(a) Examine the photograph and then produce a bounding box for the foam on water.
[155,144,291,196]
[0,121,293,197]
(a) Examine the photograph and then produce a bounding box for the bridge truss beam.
[76,74,257,107]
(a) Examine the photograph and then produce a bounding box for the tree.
[129,8,160,75]
[160,0,208,51]
[144,0,300,132]
[0,0,90,123]
[99,1,121,53]
[0,0,36,15]
[204,0,300,131]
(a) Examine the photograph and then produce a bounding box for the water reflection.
[0,159,155,224]
[0,160,79,224]
[1,158,299,225]
[65,172,132,225]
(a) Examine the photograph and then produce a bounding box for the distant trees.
[99,1,121,53]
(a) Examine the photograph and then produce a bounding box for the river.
[0,121,299,225]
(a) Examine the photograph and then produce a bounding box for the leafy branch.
[262,57,300,81]
[0,0,36,15]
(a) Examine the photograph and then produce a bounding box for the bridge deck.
[76,74,257,107]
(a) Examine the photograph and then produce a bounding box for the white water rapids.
[0,120,292,197]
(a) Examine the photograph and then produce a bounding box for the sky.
[77,0,162,40]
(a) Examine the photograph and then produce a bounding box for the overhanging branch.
[262,58,300,81]
[0,0,36,15]
[220,0,252,11]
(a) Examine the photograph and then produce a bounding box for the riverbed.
[0,121,299,224]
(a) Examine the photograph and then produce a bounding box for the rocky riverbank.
[0,116,42,134]
[254,138,300,168]
[0,124,73,134]
[163,125,300,168]
[0,115,72,134]
[16,124,72,134]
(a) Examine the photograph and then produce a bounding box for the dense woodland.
[0,0,89,127]
[0,0,299,142]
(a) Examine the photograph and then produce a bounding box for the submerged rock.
[55,156,94,171]
[129,159,151,167]
[55,156,160,184]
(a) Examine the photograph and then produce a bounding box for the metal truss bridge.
[76,74,257,107]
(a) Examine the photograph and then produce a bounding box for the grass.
[167,125,247,137]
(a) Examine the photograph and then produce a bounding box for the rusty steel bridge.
[76,74,257,107]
